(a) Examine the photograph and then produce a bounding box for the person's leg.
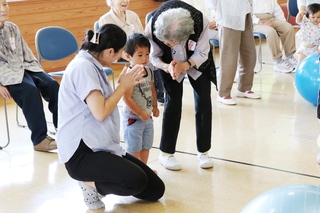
[27,71,59,128]
[7,72,47,145]
[273,19,296,57]
[159,71,183,154]
[141,117,153,164]
[217,25,241,97]
[253,24,282,61]
[238,14,256,93]
[188,74,213,169]
[188,74,212,153]
[65,141,165,200]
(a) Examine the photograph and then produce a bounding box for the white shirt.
[57,50,126,163]
[99,9,144,37]
[252,0,286,24]
[297,0,320,8]
[182,0,215,22]
[206,0,252,31]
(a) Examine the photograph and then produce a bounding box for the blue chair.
[6,26,79,131]
[35,26,79,78]
[287,0,299,27]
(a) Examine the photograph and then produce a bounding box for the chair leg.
[16,102,57,135]
[1,98,10,149]
[16,104,27,128]
[255,36,263,74]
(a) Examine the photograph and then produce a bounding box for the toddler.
[296,3,320,65]
[122,33,159,164]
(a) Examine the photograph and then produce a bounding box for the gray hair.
[154,8,194,43]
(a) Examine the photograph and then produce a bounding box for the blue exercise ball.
[240,184,320,213]
[295,53,320,106]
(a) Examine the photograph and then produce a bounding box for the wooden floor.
[1,41,320,213]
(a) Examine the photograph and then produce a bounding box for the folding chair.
[287,0,300,28]
[1,97,10,149]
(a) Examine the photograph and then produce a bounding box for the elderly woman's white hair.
[154,8,194,43]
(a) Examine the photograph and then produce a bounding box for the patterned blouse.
[0,21,43,86]
[296,16,320,46]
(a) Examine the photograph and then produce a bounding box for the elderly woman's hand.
[169,60,189,80]
[0,86,11,100]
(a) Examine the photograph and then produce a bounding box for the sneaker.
[197,153,213,169]
[285,55,298,67]
[217,96,237,105]
[159,154,182,171]
[274,59,294,73]
[317,153,320,165]
[34,135,57,152]
[236,90,261,99]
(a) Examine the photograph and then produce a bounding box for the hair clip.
[90,32,100,44]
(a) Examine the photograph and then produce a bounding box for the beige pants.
[253,14,296,61]
[218,14,256,97]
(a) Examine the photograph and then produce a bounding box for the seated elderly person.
[0,0,59,152]
[252,0,297,73]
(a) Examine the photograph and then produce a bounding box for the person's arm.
[86,64,145,122]
[297,0,306,13]
[296,11,305,24]
[188,15,210,69]
[151,80,159,117]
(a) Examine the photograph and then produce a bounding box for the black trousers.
[159,71,212,154]
[7,70,59,145]
[65,140,165,201]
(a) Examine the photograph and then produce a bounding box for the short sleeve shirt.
[56,50,125,163]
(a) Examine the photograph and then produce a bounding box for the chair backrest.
[287,0,299,22]
[35,26,79,64]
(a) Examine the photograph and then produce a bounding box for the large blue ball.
[241,184,320,213]
[295,53,320,106]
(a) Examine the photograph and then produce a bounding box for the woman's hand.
[118,64,145,89]
[0,86,11,100]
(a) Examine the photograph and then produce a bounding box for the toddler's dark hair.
[306,3,320,18]
[125,33,150,56]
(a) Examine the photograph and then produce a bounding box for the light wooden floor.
[1,41,320,213]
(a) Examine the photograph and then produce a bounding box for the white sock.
[78,181,105,210]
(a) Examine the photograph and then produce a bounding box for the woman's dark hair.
[306,3,320,18]
[125,33,150,56]
[80,24,126,56]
